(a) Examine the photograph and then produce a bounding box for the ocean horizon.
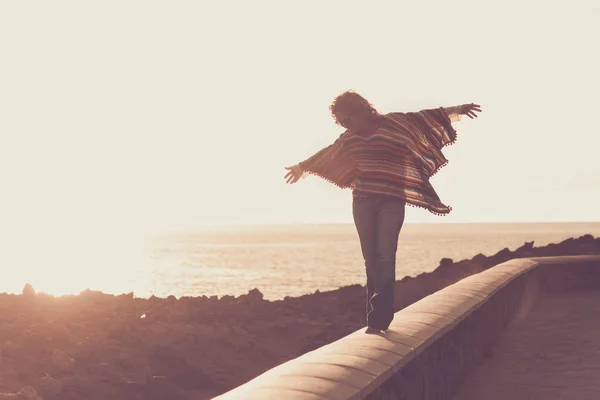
[4,222,600,300]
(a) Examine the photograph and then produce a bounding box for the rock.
[22,284,36,297]
[219,295,235,304]
[51,349,75,372]
[515,241,535,255]
[439,257,454,266]
[490,248,511,264]
[471,253,486,263]
[236,289,264,305]
[436,258,455,273]
[36,375,63,396]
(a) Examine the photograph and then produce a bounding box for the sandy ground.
[0,235,599,400]
[452,290,600,400]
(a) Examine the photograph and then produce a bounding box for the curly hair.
[329,90,380,124]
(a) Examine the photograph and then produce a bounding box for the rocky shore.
[1,235,600,400]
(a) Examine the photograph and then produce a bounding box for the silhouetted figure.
[285,91,481,333]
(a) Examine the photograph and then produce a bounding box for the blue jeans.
[352,196,406,330]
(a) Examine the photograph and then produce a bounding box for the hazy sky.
[1,1,599,286]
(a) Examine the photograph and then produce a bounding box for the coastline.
[1,235,599,400]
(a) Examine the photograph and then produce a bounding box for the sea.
[124,222,600,301]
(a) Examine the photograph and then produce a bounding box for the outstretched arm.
[285,142,336,184]
[284,132,349,184]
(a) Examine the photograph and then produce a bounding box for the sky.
[1,1,599,289]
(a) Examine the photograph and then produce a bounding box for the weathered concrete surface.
[452,290,600,400]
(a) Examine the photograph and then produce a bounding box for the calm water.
[126,222,600,300]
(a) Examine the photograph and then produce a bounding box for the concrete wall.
[212,256,600,400]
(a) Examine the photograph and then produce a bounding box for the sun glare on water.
[0,235,157,297]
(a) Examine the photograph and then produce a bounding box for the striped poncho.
[298,108,458,215]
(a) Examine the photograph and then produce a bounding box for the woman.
[284,91,481,333]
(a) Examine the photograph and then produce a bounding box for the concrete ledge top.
[212,255,600,400]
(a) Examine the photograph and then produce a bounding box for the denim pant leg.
[353,197,405,329]
[369,199,405,329]
[352,197,378,319]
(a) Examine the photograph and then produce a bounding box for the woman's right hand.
[284,165,303,184]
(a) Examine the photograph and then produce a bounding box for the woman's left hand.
[461,103,482,119]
